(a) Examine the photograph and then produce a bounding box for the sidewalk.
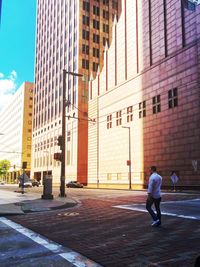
[0,188,77,215]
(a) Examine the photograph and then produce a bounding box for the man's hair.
[150,166,157,172]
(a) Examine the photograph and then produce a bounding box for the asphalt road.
[1,186,200,267]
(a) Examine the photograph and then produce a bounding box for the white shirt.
[171,173,179,184]
[147,172,162,199]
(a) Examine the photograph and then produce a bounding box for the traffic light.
[22,161,27,169]
[57,135,63,149]
[54,152,62,161]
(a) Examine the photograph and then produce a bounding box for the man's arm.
[147,177,154,198]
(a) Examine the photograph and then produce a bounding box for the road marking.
[160,198,200,204]
[0,217,102,267]
[113,200,200,220]
[57,212,79,217]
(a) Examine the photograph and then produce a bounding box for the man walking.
[146,166,162,227]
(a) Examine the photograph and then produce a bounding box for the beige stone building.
[88,1,200,189]
[0,82,34,182]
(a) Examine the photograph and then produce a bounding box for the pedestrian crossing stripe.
[113,202,199,221]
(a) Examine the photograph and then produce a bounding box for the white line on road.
[0,217,102,267]
[113,203,199,220]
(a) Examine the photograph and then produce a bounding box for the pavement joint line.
[113,204,199,220]
[0,217,103,267]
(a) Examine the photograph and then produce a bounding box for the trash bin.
[42,175,53,199]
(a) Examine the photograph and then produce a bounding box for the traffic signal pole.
[60,69,66,197]
[60,70,84,197]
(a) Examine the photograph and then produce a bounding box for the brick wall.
[88,0,200,188]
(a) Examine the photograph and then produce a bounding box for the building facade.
[0,82,34,182]
[88,0,200,189]
[32,0,121,184]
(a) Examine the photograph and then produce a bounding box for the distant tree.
[0,160,11,178]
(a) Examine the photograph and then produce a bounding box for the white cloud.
[0,71,18,111]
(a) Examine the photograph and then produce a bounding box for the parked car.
[19,181,32,188]
[66,181,84,188]
[31,179,40,187]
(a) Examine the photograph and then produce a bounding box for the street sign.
[127,160,131,166]
[22,161,27,169]
[54,152,62,161]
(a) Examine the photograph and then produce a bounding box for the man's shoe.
[151,219,160,226]
[156,220,161,226]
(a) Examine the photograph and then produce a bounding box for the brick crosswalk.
[7,192,200,267]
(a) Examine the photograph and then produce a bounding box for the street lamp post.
[60,70,83,197]
[122,126,132,190]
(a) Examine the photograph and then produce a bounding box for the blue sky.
[0,0,36,110]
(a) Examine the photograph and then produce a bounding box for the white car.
[19,181,32,188]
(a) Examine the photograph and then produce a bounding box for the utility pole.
[60,69,66,197]
[22,161,27,194]
[60,70,83,197]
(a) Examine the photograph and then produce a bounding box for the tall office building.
[0,82,34,182]
[88,1,200,189]
[32,0,121,184]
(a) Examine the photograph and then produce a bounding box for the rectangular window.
[82,29,89,40]
[93,48,99,58]
[67,131,71,142]
[127,106,133,122]
[93,19,100,30]
[107,114,112,129]
[103,10,109,19]
[168,88,178,109]
[107,173,112,180]
[152,95,161,114]
[103,37,109,46]
[93,62,99,72]
[93,6,100,16]
[112,0,118,9]
[82,44,89,55]
[116,110,122,126]
[82,15,89,26]
[139,101,146,118]
[82,59,89,69]
[93,33,100,43]
[83,1,90,12]
[103,24,109,33]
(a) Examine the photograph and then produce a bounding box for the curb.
[0,199,78,216]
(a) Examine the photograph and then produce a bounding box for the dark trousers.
[146,196,161,222]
